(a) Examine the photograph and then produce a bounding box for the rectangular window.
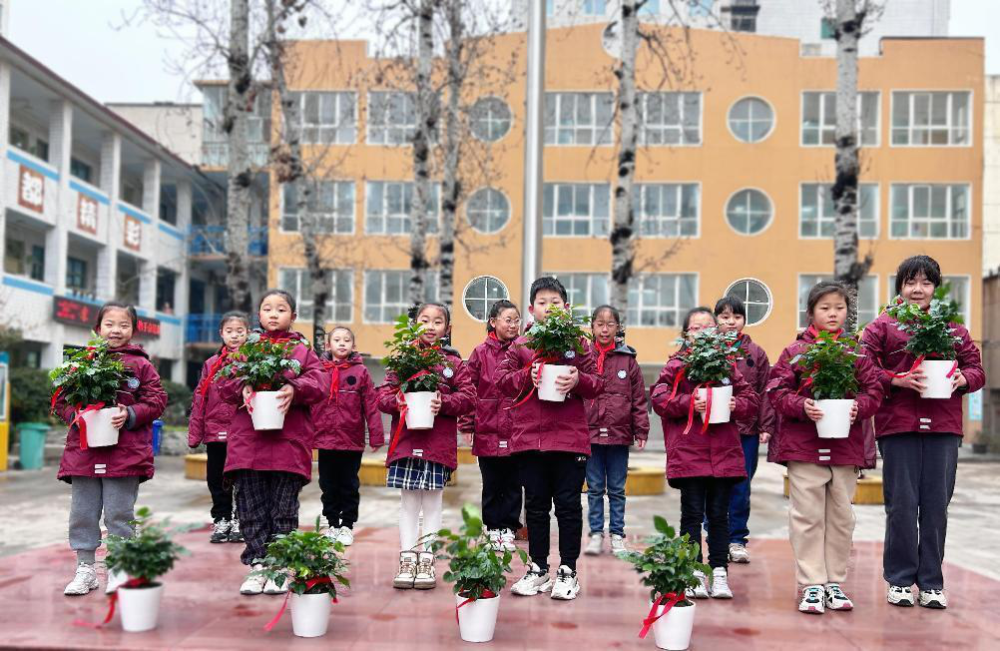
[888,275,970,323]
[582,0,606,14]
[890,183,969,239]
[891,91,970,146]
[66,257,89,292]
[2,237,45,281]
[70,157,93,183]
[9,124,49,161]
[363,269,438,323]
[637,92,702,145]
[283,180,355,234]
[368,91,432,146]
[544,92,614,146]
[627,273,698,328]
[798,274,878,328]
[542,183,610,237]
[635,183,700,237]
[120,175,143,208]
[800,183,878,238]
[156,268,177,312]
[546,272,609,320]
[279,268,354,323]
[159,185,178,225]
[802,91,879,146]
[366,181,440,235]
[202,86,272,144]
[288,91,356,144]
[820,17,836,39]
[29,245,45,282]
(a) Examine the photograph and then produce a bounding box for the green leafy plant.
[161,380,193,427]
[524,306,590,360]
[884,285,964,359]
[105,507,188,586]
[427,505,527,600]
[255,518,350,597]
[796,330,862,400]
[675,328,743,385]
[216,332,301,390]
[12,367,56,424]
[622,516,710,606]
[49,335,129,408]
[383,315,448,392]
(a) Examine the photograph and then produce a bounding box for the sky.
[6,0,1000,105]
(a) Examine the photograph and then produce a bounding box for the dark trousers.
[206,442,234,522]
[517,450,587,572]
[235,470,303,565]
[728,434,759,545]
[317,449,364,529]
[479,455,523,532]
[678,477,733,569]
[879,433,960,590]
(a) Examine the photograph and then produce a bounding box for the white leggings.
[399,489,444,551]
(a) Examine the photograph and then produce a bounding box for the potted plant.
[383,315,448,430]
[674,329,743,427]
[256,519,350,638]
[796,330,863,439]
[427,505,527,643]
[217,332,301,429]
[104,507,187,633]
[622,516,710,651]
[49,336,129,448]
[523,305,589,402]
[884,285,964,399]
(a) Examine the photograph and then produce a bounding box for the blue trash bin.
[152,419,164,456]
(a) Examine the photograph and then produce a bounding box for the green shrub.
[255,518,350,596]
[622,516,710,606]
[11,367,55,425]
[105,507,188,585]
[161,380,193,427]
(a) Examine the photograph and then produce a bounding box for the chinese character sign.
[77,195,98,234]
[18,165,44,213]
[124,214,142,251]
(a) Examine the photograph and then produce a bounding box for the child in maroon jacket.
[188,311,250,544]
[861,256,985,610]
[650,307,758,601]
[59,302,167,596]
[378,303,475,591]
[497,277,604,602]
[311,326,384,548]
[768,281,883,615]
[458,300,523,553]
[583,305,649,558]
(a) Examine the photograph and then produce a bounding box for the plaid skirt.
[386,458,451,491]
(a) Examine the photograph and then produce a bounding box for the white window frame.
[544,92,615,146]
[278,267,354,324]
[636,92,703,146]
[627,273,700,329]
[727,96,775,144]
[799,182,879,240]
[889,182,971,240]
[367,91,426,147]
[461,275,511,322]
[797,273,880,330]
[543,182,610,238]
[364,181,440,236]
[281,180,355,235]
[362,269,440,324]
[465,187,511,234]
[724,187,774,236]
[634,182,701,238]
[469,96,512,143]
[800,90,881,147]
[724,277,773,326]
[890,90,973,148]
[288,91,356,145]
[544,271,609,320]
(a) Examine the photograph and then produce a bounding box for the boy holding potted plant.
[767,281,883,614]
[496,277,603,601]
[56,302,167,597]
[861,256,984,609]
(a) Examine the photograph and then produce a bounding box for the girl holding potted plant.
[649,307,758,601]
[861,255,984,609]
[188,311,250,544]
[215,289,326,596]
[377,303,475,591]
[56,302,167,597]
[767,281,883,614]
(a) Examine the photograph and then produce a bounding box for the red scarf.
[198,346,231,397]
[594,340,615,375]
[324,357,353,402]
[806,324,843,340]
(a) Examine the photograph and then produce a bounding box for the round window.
[466,188,510,234]
[470,97,512,143]
[463,276,510,322]
[725,278,773,326]
[728,97,774,143]
[725,189,772,235]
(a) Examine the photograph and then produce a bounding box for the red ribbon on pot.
[946,360,959,378]
[456,588,497,624]
[324,360,352,403]
[72,577,148,628]
[263,576,338,632]
[638,592,682,639]
[507,353,558,409]
[387,370,433,457]
[881,355,925,380]
[71,402,107,451]
[667,367,687,401]
[682,384,712,436]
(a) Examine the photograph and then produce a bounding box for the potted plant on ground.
[674,329,743,429]
[216,332,301,429]
[256,519,349,638]
[796,330,863,439]
[49,336,129,448]
[383,315,448,430]
[522,305,589,402]
[622,516,710,651]
[884,285,964,399]
[428,505,527,643]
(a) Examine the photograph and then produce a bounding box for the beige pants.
[787,462,858,587]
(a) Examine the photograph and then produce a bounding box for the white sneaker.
[710,567,733,599]
[550,565,580,601]
[584,532,604,556]
[918,589,947,609]
[336,526,354,547]
[685,570,709,599]
[240,564,266,595]
[487,529,502,551]
[324,527,338,542]
[105,568,128,594]
[887,584,915,607]
[413,551,436,590]
[825,583,853,610]
[263,571,288,595]
[799,585,825,614]
[511,563,552,596]
[499,529,517,552]
[210,519,231,544]
[729,543,750,564]
[393,551,418,589]
[64,563,99,596]
[610,534,628,556]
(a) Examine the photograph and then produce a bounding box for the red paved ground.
[1,526,997,650]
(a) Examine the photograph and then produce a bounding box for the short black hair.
[681,306,716,334]
[95,301,138,331]
[894,255,942,295]
[486,300,520,333]
[530,276,568,304]
[806,280,851,316]
[219,311,250,330]
[592,304,621,324]
[714,295,746,319]
[258,289,297,314]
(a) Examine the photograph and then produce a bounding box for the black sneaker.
[228,519,244,543]
[210,519,231,544]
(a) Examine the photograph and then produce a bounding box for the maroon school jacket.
[188,348,239,446]
[378,349,475,471]
[495,336,604,457]
[458,334,517,457]
[861,312,985,438]
[57,344,167,483]
[766,328,884,467]
[650,357,758,485]
[734,334,777,437]
[585,344,650,446]
[311,353,385,451]
[218,331,327,482]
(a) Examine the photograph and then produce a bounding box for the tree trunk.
[408,0,437,307]
[225,0,254,314]
[610,0,639,314]
[438,0,464,308]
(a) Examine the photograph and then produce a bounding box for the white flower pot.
[250,391,286,430]
[697,385,732,425]
[82,407,120,447]
[650,599,696,651]
[919,359,955,399]
[538,364,572,402]
[118,583,163,633]
[404,392,436,430]
[290,592,332,638]
[815,399,854,439]
[456,593,500,643]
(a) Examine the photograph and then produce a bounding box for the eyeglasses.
[497,318,521,326]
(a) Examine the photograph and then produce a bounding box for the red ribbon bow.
[72,577,148,628]
[71,402,107,451]
[455,589,497,624]
[263,577,338,632]
[638,592,682,639]
[507,353,558,409]
[387,370,434,457]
